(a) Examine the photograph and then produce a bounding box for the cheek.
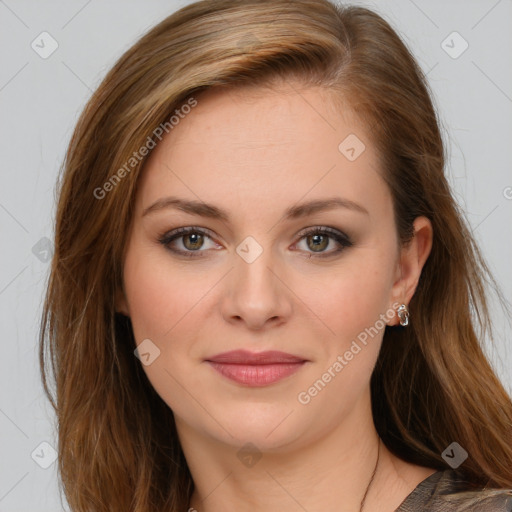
[308,252,396,341]
[122,239,210,342]
[292,253,396,414]
[122,248,209,417]
[123,258,174,342]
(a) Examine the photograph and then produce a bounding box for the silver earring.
[397,304,409,326]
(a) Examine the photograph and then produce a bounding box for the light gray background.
[0,0,511,510]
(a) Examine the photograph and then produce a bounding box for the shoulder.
[397,468,512,511]
[443,487,512,511]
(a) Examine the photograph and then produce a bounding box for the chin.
[206,402,310,452]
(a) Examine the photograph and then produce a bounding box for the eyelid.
[158,226,221,255]
[158,225,353,258]
[293,226,353,257]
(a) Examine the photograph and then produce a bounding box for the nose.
[220,245,293,331]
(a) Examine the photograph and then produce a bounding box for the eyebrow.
[142,196,369,221]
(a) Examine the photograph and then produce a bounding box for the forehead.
[136,82,390,222]
[171,81,359,146]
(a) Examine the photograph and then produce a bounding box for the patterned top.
[395,469,512,511]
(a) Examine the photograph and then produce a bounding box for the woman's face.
[118,82,410,451]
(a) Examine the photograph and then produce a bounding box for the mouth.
[205,350,308,387]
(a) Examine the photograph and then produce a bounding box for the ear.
[389,216,433,325]
[115,286,130,316]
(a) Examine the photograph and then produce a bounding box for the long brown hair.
[39,0,512,510]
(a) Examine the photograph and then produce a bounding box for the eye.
[158,227,219,258]
[158,226,353,259]
[294,226,353,258]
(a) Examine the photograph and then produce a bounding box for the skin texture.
[116,81,435,512]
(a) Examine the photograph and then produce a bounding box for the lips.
[206,349,306,365]
[205,350,307,387]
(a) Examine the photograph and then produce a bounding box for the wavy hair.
[39,0,512,510]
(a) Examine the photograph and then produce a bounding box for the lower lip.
[206,361,306,387]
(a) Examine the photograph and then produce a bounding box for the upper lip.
[206,349,307,364]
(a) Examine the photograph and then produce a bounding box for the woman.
[39,0,512,510]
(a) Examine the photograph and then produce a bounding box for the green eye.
[158,226,353,259]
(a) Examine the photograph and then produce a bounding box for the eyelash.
[158,226,353,259]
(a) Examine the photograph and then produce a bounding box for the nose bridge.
[222,233,291,326]
[234,233,279,298]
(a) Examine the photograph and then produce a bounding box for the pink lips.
[205,349,307,387]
